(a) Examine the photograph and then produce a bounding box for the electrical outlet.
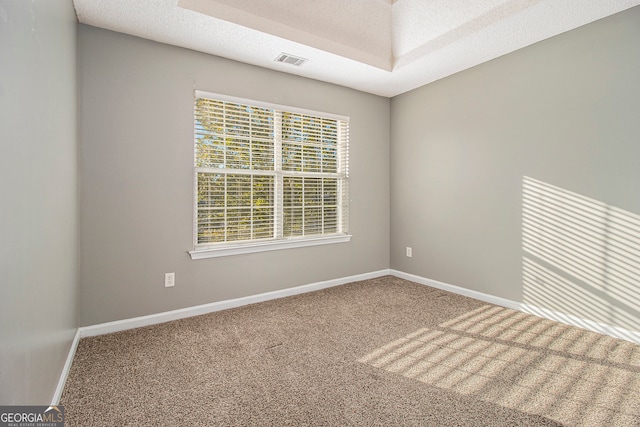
[165,272,175,287]
[406,247,412,258]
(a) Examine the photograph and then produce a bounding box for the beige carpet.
[61,276,640,426]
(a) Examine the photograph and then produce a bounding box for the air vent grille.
[275,53,308,66]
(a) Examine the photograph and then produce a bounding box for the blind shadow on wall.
[522,176,640,334]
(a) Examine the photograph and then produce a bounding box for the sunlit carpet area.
[61,276,640,426]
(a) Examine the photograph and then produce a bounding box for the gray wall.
[391,7,640,333]
[78,25,390,326]
[0,0,78,404]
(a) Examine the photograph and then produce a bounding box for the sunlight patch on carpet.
[358,304,640,426]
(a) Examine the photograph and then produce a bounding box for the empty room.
[1,0,639,425]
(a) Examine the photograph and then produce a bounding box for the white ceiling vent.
[275,53,308,66]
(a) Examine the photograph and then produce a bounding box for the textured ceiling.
[73,0,640,97]
[179,0,393,70]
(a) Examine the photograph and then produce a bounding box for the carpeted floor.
[61,276,640,426]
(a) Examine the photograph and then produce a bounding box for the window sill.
[189,234,352,259]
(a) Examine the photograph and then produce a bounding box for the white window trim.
[189,234,352,259]
[190,91,351,260]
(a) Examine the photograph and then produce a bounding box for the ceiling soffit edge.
[178,0,394,71]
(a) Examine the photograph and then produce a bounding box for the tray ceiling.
[73,0,640,97]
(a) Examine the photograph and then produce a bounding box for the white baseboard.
[79,269,391,338]
[515,302,640,344]
[51,328,81,405]
[78,267,640,344]
[390,269,640,344]
[391,270,521,310]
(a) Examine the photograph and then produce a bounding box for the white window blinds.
[194,93,349,250]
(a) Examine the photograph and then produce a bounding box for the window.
[190,91,350,259]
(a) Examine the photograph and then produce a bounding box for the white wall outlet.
[406,247,412,257]
[165,272,175,287]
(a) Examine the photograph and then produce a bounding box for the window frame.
[189,91,351,260]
